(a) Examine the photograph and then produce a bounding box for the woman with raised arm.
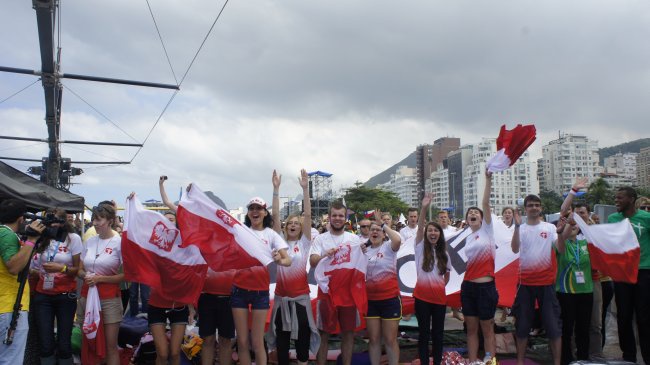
[460,170,498,365]
[267,169,319,365]
[364,210,402,365]
[231,170,292,365]
[413,193,450,365]
[77,203,124,365]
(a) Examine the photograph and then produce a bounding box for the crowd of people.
[1,170,649,365]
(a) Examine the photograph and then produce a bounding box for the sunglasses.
[640,206,650,211]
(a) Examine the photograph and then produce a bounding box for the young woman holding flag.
[267,169,319,365]
[232,173,292,365]
[460,170,498,365]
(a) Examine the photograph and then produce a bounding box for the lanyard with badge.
[42,240,61,290]
[571,240,585,284]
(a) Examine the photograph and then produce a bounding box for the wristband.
[571,187,579,193]
[381,223,386,230]
[61,265,68,273]
[514,224,520,228]
[23,240,35,248]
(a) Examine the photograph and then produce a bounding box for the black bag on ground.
[118,316,149,348]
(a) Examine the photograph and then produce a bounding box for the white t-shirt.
[442,226,460,240]
[275,235,311,297]
[518,221,558,286]
[463,219,496,281]
[82,234,122,276]
[36,233,83,270]
[413,241,451,305]
[309,231,361,258]
[34,233,83,294]
[365,241,399,300]
[399,225,418,243]
[233,227,288,290]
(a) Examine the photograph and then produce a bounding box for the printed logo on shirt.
[59,246,69,253]
[375,252,384,259]
[105,247,113,255]
[293,246,300,253]
[82,312,97,334]
[331,244,351,265]
[216,209,239,228]
[540,232,548,239]
[148,221,179,252]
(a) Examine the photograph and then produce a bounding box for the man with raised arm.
[511,195,566,365]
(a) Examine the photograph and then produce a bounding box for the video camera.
[20,212,68,252]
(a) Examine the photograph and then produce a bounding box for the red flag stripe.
[122,234,208,304]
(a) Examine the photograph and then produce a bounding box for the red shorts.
[317,295,357,334]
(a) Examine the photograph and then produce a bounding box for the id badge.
[575,271,585,284]
[43,274,55,290]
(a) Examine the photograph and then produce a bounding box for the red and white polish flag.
[486,124,537,173]
[122,196,208,305]
[314,243,368,330]
[573,213,640,283]
[81,286,106,365]
[176,183,273,272]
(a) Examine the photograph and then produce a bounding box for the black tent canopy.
[0,161,84,212]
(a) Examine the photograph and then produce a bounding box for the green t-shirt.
[0,226,20,263]
[608,209,650,270]
[0,225,30,313]
[556,238,593,294]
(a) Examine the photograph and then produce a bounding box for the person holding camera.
[30,208,82,365]
[77,203,124,365]
[0,199,45,364]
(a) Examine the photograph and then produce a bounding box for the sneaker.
[484,356,497,365]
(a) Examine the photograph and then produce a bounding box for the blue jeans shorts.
[230,286,270,310]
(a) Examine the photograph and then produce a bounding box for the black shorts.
[198,293,235,339]
[512,284,561,339]
[366,296,402,320]
[461,280,498,321]
[147,304,189,326]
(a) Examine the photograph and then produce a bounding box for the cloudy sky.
[1,0,649,210]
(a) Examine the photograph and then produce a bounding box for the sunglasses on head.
[640,205,650,211]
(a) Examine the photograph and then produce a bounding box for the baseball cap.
[246,197,267,209]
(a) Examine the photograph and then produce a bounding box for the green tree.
[585,178,614,205]
[343,185,409,221]
[539,189,563,214]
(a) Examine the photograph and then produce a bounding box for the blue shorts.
[366,296,402,320]
[230,286,270,310]
[461,280,498,321]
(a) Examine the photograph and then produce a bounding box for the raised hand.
[513,207,522,226]
[299,169,308,189]
[422,193,433,208]
[272,169,282,189]
[573,176,588,191]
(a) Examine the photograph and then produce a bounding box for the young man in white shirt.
[511,194,565,365]
[399,208,419,242]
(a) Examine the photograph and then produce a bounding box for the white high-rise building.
[539,133,599,194]
[425,163,450,210]
[378,165,419,208]
[604,152,638,185]
[463,138,539,215]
